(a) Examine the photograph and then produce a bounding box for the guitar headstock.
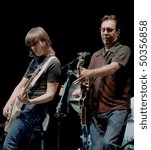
[77,53,86,75]
[77,52,88,68]
[76,51,91,76]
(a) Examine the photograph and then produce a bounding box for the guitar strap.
[30,56,56,87]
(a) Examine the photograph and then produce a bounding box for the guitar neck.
[77,54,88,125]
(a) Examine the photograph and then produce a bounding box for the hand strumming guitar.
[3,102,13,119]
[17,92,30,104]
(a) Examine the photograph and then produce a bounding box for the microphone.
[77,52,91,57]
[67,70,73,75]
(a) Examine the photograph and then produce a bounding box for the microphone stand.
[61,51,90,70]
[55,69,73,115]
[55,54,89,150]
[55,64,75,150]
[61,57,79,70]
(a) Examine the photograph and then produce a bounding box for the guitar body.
[4,57,54,132]
[4,96,24,132]
[4,66,41,133]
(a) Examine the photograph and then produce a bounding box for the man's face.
[100,20,118,48]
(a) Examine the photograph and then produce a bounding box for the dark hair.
[100,15,120,31]
[25,27,55,57]
[25,27,52,46]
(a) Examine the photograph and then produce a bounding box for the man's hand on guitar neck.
[73,68,92,84]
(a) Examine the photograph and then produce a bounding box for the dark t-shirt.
[21,56,61,116]
[88,42,131,113]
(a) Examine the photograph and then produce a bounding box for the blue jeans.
[89,109,128,150]
[3,110,45,150]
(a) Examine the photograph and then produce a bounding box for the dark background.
[0,0,134,149]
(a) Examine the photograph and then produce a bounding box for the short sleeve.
[46,58,61,83]
[112,45,131,66]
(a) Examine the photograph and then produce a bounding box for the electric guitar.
[77,52,96,149]
[4,56,56,132]
[4,67,41,132]
[77,52,96,125]
[76,52,89,125]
